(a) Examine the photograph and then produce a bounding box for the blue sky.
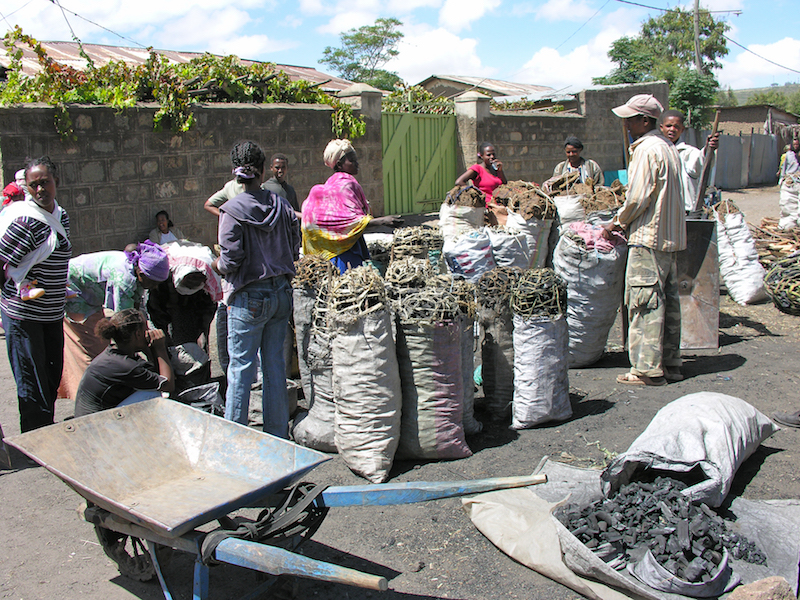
[3,0,799,94]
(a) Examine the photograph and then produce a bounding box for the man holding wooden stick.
[603,94,685,386]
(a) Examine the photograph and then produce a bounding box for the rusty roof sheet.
[0,41,354,93]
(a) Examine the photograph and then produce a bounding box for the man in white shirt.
[659,109,719,212]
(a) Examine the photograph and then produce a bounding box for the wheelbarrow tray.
[6,399,330,538]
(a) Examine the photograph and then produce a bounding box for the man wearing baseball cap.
[604,93,685,386]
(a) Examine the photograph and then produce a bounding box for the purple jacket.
[217,189,300,294]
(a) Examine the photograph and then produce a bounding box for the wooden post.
[692,110,721,212]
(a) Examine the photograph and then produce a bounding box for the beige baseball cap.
[611,94,664,119]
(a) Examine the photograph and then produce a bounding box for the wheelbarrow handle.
[320,474,547,507]
[214,538,388,591]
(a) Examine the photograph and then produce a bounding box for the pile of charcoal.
[555,476,766,584]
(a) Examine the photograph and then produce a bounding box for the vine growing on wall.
[382,84,454,115]
[0,26,365,139]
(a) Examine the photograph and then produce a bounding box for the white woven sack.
[714,210,767,305]
[553,233,627,367]
[504,211,552,268]
[602,392,778,507]
[439,203,484,248]
[552,194,586,227]
[444,229,496,283]
[511,313,572,429]
[486,228,530,269]
[332,307,401,483]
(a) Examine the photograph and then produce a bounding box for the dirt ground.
[2,185,798,600]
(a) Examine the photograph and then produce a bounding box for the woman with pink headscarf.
[302,139,402,273]
[58,240,170,401]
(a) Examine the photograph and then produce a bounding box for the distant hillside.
[732,83,800,105]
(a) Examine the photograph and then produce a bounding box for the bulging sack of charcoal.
[509,269,571,429]
[551,195,586,227]
[713,200,767,305]
[440,184,485,248]
[602,392,779,507]
[429,274,483,435]
[553,222,628,367]
[487,227,530,269]
[504,189,557,269]
[477,267,522,421]
[329,267,401,483]
[444,228,496,284]
[395,289,471,460]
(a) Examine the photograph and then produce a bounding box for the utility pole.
[693,0,703,72]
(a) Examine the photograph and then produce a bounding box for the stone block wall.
[0,94,382,255]
[457,82,669,184]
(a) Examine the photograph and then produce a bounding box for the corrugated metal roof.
[416,74,554,97]
[0,41,354,93]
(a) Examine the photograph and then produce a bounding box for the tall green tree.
[593,8,729,86]
[746,89,800,114]
[320,17,404,91]
[669,70,718,127]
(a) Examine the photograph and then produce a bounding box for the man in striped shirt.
[604,94,685,386]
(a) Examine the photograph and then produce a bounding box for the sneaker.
[20,280,45,301]
[65,288,79,299]
[772,410,800,429]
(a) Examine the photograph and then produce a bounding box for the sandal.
[616,373,667,387]
[772,410,800,428]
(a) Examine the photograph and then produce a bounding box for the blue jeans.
[224,277,292,438]
[2,311,63,432]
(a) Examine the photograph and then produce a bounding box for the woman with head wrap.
[302,139,402,274]
[74,309,175,417]
[544,136,604,193]
[58,240,170,401]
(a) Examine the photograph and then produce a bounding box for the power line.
[555,0,613,51]
[46,0,147,49]
[1,0,34,23]
[613,0,741,15]
[722,33,800,76]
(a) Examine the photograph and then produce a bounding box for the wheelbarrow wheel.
[94,525,173,582]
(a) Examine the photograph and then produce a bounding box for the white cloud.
[389,26,490,86]
[535,0,597,22]
[718,37,800,89]
[515,26,628,91]
[439,0,500,32]
[317,11,379,35]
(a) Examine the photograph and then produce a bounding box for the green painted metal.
[381,112,457,214]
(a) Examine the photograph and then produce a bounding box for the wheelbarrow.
[6,398,546,600]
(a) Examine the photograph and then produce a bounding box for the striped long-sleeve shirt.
[614,130,686,253]
[0,212,71,322]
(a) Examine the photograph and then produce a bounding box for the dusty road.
[1,185,798,600]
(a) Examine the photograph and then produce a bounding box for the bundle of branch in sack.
[392,226,440,260]
[293,254,336,290]
[477,266,523,313]
[328,265,387,327]
[546,170,580,194]
[396,287,460,325]
[366,237,393,266]
[764,254,800,315]
[510,268,567,318]
[566,179,625,214]
[385,256,435,290]
[494,182,557,221]
[749,217,800,270]
[445,183,485,207]
[430,274,477,320]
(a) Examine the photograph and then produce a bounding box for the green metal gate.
[381,112,457,214]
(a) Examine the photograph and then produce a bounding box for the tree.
[593,8,729,86]
[715,87,738,107]
[320,18,404,91]
[669,70,718,127]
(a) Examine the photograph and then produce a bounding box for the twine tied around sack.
[764,254,800,315]
[477,266,523,313]
[396,287,460,325]
[386,256,435,289]
[510,268,568,318]
[328,265,388,326]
